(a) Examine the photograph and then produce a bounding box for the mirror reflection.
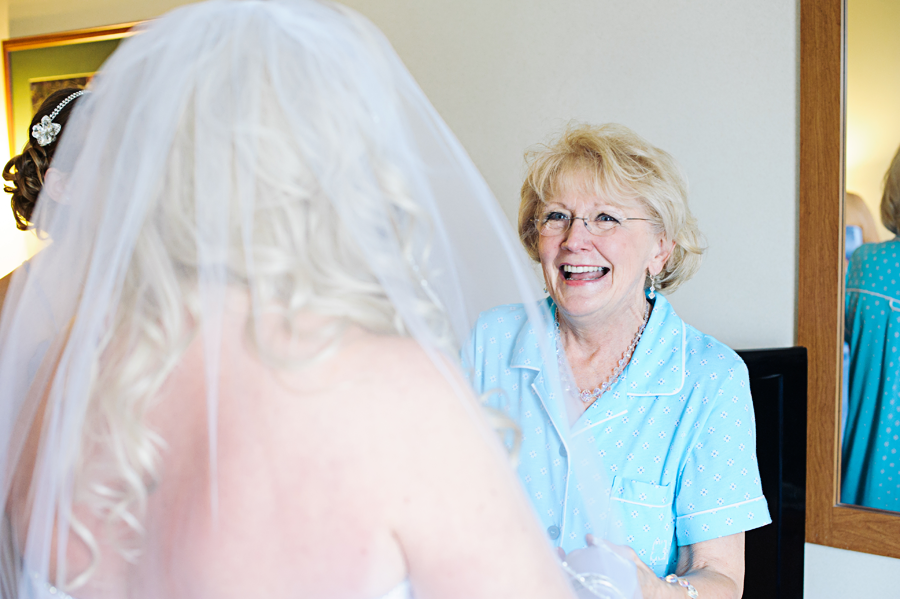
[840,0,900,511]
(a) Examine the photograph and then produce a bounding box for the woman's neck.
[556,292,652,418]
[557,294,650,361]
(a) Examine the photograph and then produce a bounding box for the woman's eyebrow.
[546,203,624,214]
[591,202,634,215]
[543,198,630,214]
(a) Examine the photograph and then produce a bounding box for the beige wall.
[9,0,199,36]
[846,0,900,240]
[329,0,801,351]
[8,0,799,350]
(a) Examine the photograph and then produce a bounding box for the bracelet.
[662,573,699,598]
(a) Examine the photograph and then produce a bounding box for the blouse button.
[547,525,561,540]
[558,445,567,458]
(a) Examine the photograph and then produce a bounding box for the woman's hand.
[595,540,683,599]
[589,533,745,599]
[561,540,641,599]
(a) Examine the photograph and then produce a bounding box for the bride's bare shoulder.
[344,331,445,376]
[335,329,467,407]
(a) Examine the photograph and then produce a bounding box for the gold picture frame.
[3,22,140,156]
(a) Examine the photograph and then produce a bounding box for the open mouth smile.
[560,264,610,282]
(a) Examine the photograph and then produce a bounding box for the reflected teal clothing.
[841,238,900,509]
[465,293,770,577]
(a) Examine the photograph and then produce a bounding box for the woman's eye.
[595,213,620,223]
[545,212,569,221]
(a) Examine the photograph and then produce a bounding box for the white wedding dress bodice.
[380,580,413,599]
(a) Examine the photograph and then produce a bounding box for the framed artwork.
[3,22,140,156]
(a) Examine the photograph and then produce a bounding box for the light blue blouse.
[842,238,900,510]
[466,293,770,577]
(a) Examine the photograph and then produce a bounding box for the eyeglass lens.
[537,213,619,236]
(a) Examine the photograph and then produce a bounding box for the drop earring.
[648,273,657,300]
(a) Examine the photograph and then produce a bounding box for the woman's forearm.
[674,533,745,599]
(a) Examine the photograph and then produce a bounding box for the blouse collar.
[511,293,687,397]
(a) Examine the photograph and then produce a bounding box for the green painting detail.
[9,38,120,153]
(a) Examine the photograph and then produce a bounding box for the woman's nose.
[561,218,592,251]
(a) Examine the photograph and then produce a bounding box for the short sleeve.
[674,357,771,546]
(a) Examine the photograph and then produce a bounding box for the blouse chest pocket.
[609,476,677,576]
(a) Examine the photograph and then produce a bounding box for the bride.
[0,1,637,598]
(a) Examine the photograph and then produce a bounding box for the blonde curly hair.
[518,123,705,293]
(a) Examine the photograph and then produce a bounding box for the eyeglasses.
[535,211,651,237]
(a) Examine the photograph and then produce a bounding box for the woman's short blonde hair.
[881,144,900,236]
[518,123,705,293]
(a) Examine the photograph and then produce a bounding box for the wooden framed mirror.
[800,0,900,557]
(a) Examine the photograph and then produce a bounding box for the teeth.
[562,265,603,273]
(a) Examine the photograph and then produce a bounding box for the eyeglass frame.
[533,211,652,237]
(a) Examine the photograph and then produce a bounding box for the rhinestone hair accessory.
[30,90,86,147]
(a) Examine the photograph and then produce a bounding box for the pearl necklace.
[556,301,650,404]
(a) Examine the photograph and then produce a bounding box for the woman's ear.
[43,168,69,204]
[649,237,676,277]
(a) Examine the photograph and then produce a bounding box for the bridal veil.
[0,1,637,597]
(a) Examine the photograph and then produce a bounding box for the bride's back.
[135,308,431,598]
[90,302,569,599]
[10,302,567,599]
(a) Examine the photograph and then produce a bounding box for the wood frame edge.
[800,0,900,560]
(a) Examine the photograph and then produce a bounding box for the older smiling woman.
[467,124,771,599]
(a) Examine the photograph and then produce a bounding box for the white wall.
[805,543,900,597]
[10,0,898,594]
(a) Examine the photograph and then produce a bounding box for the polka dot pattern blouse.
[465,293,771,577]
[842,238,900,510]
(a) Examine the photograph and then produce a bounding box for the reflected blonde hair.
[518,123,705,293]
[881,145,900,236]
